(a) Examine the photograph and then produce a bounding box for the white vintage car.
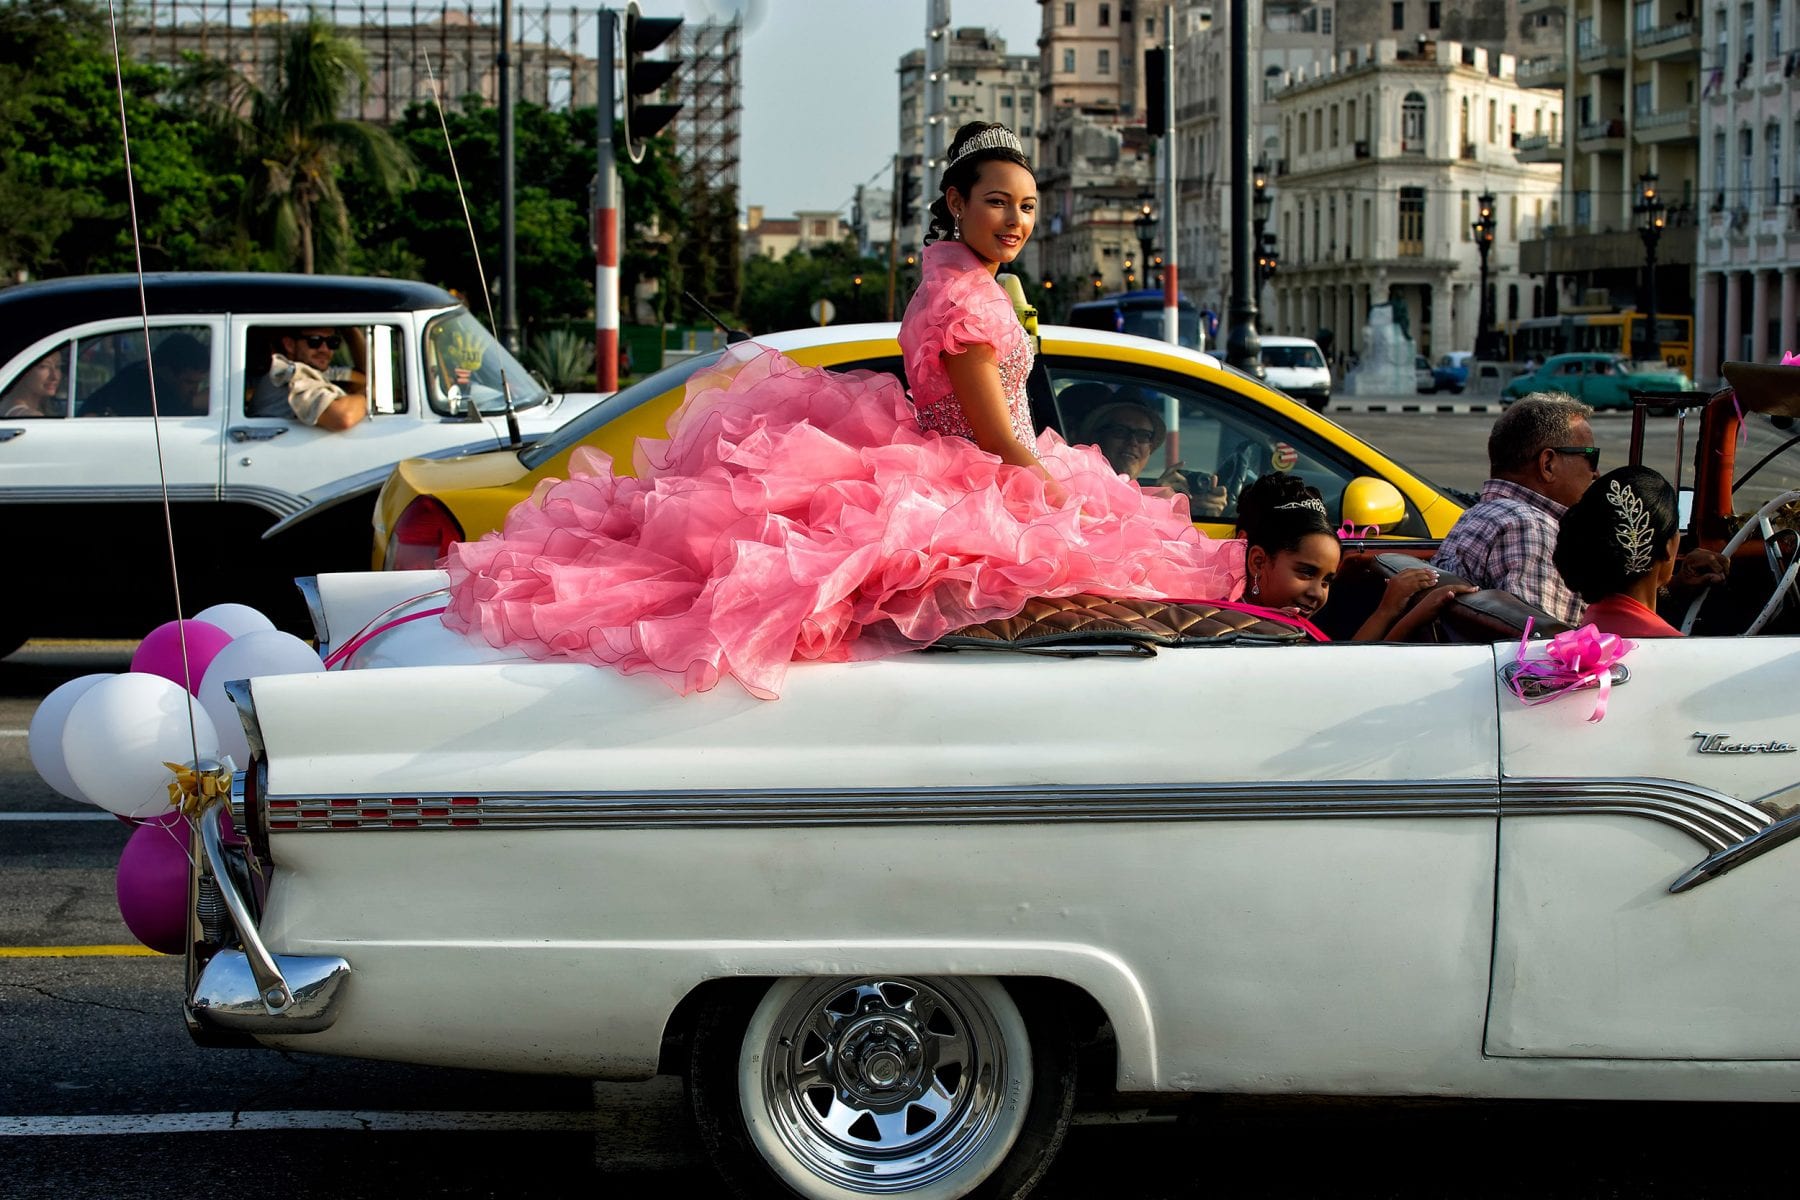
[182,380,1800,1200]
[0,273,602,649]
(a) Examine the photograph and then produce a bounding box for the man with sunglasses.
[250,326,369,430]
[1077,393,1230,518]
[1432,392,1725,626]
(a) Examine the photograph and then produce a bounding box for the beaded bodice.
[912,332,1036,445]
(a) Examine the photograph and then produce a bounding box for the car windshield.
[520,349,727,470]
[1262,345,1324,369]
[421,309,550,418]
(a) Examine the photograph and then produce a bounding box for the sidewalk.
[1327,395,1505,415]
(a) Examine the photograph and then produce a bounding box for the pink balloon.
[116,812,193,955]
[131,620,234,696]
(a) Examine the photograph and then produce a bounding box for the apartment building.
[1033,0,1165,288]
[1172,1,1334,319]
[897,22,1039,252]
[1271,40,1563,359]
[1515,0,1700,346]
[1336,0,1562,58]
[1695,1,1800,383]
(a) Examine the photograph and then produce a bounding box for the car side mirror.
[1342,476,1407,532]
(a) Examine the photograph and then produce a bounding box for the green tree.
[740,243,890,335]
[182,14,413,273]
[0,0,247,279]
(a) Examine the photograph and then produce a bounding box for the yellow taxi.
[373,323,1465,570]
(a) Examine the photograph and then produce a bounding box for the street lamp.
[1471,191,1497,359]
[1133,192,1157,288]
[1635,171,1666,363]
[1092,269,1105,293]
[852,274,863,321]
[1251,158,1273,327]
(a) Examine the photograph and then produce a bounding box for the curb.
[1329,399,1507,414]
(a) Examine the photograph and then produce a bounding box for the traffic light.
[623,1,682,164]
[1144,48,1167,137]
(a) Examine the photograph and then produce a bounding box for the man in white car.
[250,326,369,431]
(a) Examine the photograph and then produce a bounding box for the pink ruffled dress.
[442,240,1244,698]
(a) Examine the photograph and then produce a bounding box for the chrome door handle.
[0,428,23,442]
[229,425,289,443]
[1500,659,1631,700]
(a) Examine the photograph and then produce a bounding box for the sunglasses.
[1551,445,1600,469]
[299,334,342,350]
[1098,423,1158,447]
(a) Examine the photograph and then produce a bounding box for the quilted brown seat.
[936,594,1308,651]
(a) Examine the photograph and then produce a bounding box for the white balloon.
[27,673,114,804]
[197,630,324,767]
[191,603,277,641]
[63,674,222,819]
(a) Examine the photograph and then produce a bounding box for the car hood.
[392,445,534,497]
[502,389,608,432]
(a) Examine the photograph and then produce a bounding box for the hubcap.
[756,977,1013,1193]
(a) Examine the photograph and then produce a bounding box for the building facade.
[896,23,1038,253]
[1695,1,1800,385]
[1271,39,1563,360]
[1516,0,1700,359]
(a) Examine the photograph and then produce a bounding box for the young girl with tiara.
[442,122,1245,697]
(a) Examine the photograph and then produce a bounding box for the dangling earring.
[953,213,962,241]
[1249,574,1260,598]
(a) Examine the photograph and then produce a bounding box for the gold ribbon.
[164,759,233,821]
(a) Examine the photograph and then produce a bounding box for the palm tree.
[184,15,413,273]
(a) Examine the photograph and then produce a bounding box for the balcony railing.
[1517,55,1567,87]
[1636,20,1694,49]
[1576,118,1626,143]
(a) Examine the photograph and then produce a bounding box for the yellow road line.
[0,945,164,958]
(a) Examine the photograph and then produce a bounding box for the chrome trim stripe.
[296,576,329,652]
[260,779,1501,832]
[221,484,304,519]
[1671,808,1800,892]
[1504,777,1772,852]
[0,483,218,504]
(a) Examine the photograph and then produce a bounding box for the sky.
[670,0,1043,219]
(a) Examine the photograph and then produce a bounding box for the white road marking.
[1,730,28,737]
[0,813,117,822]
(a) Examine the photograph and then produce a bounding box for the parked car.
[0,273,603,649]
[372,323,1466,571]
[1066,288,1201,349]
[1414,354,1436,393]
[173,365,1800,1198]
[1256,334,1332,410]
[1501,352,1691,408]
[1432,351,1474,393]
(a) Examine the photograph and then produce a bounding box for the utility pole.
[1224,0,1262,376]
[1162,3,1179,347]
[595,9,620,392]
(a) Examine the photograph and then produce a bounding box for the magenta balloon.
[116,815,193,955]
[131,620,235,696]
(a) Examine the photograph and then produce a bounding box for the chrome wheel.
[739,976,1031,1199]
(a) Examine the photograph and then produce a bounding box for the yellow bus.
[1506,313,1693,373]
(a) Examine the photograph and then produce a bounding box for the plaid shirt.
[1432,478,1584,626]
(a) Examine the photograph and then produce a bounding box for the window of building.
[1775,4,1785,57]
[1398,187,1425,255]
[1510,195,1518,238]
[1347,98,1356,145]
[1634,80,1653,115]
[1461,191,1471,240]
[1460,96,1470,146]
[1330,104,1340,148]
[1328,197,1338,257]
[1574,190,1591,228]
[1576,16,1594,52]
[1402,92,1427,153]
[1063,48,1076,73]
[1428,1,1441,28]
[1099,3,1111,26]
[1098,48,1111,74]
[1300,112,1309,152]
[1064,1,1076,25]
[1392,2,1405,33]
[1715,8,1730,64]
[1488,99,1497,143]
[1714,128,1728,205]
[1740,126,1754,205]
[1743,3,1756,63]
[1768,123,1781,205]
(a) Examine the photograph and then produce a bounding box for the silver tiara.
[1605,479,1655,575]
[1274,497,1328,517]
[948,126,1024,168]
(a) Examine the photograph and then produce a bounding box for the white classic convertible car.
[182,380,1800,1200]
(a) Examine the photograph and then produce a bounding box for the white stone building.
[1695,2,1800,384]
[1270,39,1563,360]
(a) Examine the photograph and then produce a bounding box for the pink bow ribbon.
[1337,521,1378,541]
[1508,618,1636,723]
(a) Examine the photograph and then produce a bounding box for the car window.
[245,324,408,419]
[1556,360,1583,376]
[0,342,72,418]
[1261,344,1324,369]
[1046,359,1427,535]
[74,325,213,418]
[420,310,548,418]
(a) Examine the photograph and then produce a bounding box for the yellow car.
[373,324,1464,570]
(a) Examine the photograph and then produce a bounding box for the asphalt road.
[5,414,1799,1197]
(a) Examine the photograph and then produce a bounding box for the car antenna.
[684,291,751,344]
[424,52,523,449]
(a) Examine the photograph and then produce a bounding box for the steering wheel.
[1681,487,1800,635]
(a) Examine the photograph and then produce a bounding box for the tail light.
[387,495,463,571]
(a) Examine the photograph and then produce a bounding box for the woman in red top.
[1552,465,1684,637]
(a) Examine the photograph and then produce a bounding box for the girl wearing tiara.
[1235,473,1471,640]
[443,121,1244,697]
[1552,466,1684,638]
